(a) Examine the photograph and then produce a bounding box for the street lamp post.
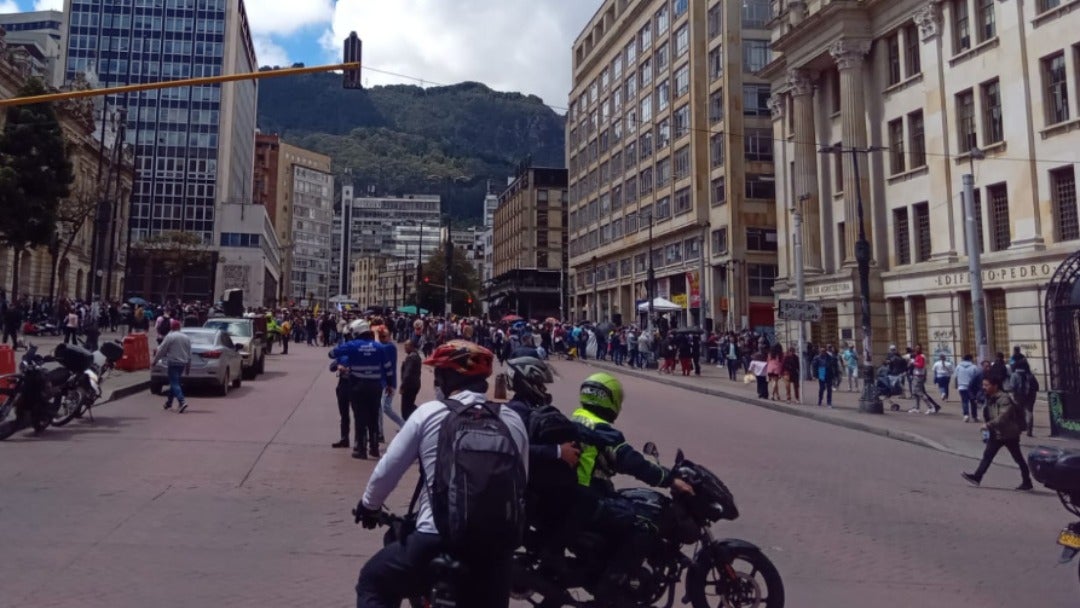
[963,147,990,364]
[791,195,808,404]
[591,255,599,322]
[820,144,884,413]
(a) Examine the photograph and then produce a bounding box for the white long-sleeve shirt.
[361,390,528,535]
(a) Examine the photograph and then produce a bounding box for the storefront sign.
[934,262,1058,288]
[686,271,701,307]
[805,281,854,297]
[672,294,689,308]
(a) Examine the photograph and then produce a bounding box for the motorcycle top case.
[1028,446,1080,493]
[98,341,124,363]
[54,344,94,373]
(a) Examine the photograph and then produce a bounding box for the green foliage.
[416,245,480,316]
[0,77,74,296]
[131,231,214,302]
[257,75,565,221]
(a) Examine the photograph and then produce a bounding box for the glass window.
[894,208,911,265]
[956,89,977,151]
[914,202,932,262]
[1052,166,1079,241]
[709,47,723,81]
[745,174,775,200]
[674,0,688,17]
[675,24,689,57]
[656,196,671,220]
[981,80,1003,144]
[712,227,728,255]
[743,84,771,116]
[742,0,771,28]
[743,39,771,72]
[908,110,926,168]
[711,134,725,168]
[1043,52,1069,125]
[657,118,671,149]
[953,0,971,53]
[709,89,724,124]
[708,4,723,39]
[746,227,778,251]
[673,105,689,138]
[641,96,653,123]
[976,0,995,42]
[904,24,922,75]
[674,146,690,180]
[656,78,670,112]
[640,24,652,53]
[747,264,778,297]
[988,183,1011,251]
[744,129,773,161]
[887,32,902,85]
[656,4,669,35]
[675,187,691,215]
[889,118,906,174]
[674,64,690,97]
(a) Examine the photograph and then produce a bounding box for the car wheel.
[219,369,230,396]
[231,367,242,388]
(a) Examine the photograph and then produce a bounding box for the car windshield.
[205,321,252,338]
[186,332,217,346]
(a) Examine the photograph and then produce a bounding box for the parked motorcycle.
[0,345,66,440]
[50,341,125,427]
[511,443,785,608]
[1029,447,1080,584]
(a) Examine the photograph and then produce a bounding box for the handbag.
[744,373,755,384]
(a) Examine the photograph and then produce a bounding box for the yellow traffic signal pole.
[0,61,361,108]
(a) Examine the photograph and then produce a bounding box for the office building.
[0,10,65,86]
[487,167,569,319]
[214,202,280,308]
[764,0,1080,386]
[253,134,333,307]
[567,0,777,329]
[62,0,259,302]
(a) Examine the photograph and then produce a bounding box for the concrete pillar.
[829,39,872,266]
[788,68,822,273]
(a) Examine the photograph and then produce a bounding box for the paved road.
[0,344,1074,607]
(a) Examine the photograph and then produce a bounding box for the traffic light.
[424,276,430,284]
[466,297,473,305]
[343,32,362,90]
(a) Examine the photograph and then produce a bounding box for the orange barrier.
[0,344,14,376]
[117,332,151,371]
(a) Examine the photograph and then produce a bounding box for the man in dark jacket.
[398,340,422,420]
[811,347,836,407]
[2,304,21,349]
[962,375,1033,490]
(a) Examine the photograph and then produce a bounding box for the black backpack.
[432,399,526,554]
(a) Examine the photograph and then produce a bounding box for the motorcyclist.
[570,372,694,600]
[353,340,527,608]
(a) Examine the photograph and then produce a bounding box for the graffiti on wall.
[931,329,955,362]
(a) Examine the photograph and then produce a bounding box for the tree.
[0,78,75,298]
[130,231,214,303]
[417,245,480,316]
[48,182,101,301]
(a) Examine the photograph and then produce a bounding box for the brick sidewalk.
[565,353,1080,463]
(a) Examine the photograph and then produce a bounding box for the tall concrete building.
[0,10,66,86]
[62,0,258,301]
[567,0,777,329]
[764,0,1080,386]
[253,134,333,307]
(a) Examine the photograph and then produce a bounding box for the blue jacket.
[330,339,392,388]
[376,340,397,390]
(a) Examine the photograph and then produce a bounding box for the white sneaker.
[963,415,970,422]
[908,408,921,414]
[925,408,935,415]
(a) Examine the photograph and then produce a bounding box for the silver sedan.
[150,328,244,396]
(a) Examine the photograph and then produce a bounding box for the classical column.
[829,39,872,266]
[788,68,822,272]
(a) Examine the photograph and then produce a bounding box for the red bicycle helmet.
[423,340,494,377]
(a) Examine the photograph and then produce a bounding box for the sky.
[0,0,603,109]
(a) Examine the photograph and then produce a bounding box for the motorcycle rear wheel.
[686,543,784,608]
[51,389,83,427]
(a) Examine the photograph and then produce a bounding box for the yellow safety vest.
[572,407,618,489]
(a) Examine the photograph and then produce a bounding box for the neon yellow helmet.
[580,372,624,419]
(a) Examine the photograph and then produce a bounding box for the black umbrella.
[596,321,614,334]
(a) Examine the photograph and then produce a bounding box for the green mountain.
[256,71,566,221]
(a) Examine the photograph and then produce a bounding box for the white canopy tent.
[637,297,683,312]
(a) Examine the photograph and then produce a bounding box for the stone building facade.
[764,0,1080,384]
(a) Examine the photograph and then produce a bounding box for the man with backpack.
[1008,353,1039,438]
[353,340,527,608]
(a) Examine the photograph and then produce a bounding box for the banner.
[686,271,701,307]
[672,294,689,308]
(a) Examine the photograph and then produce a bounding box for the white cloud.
[0,0,21,14]
[323,0,602,108]
[253,35,291,68]
[33,0,64,10]
[245,0,334,37]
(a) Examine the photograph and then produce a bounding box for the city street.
[0,344,1075,607]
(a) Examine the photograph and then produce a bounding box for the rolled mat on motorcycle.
[1029,446,1080,581]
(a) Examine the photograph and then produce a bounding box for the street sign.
[778,299,822,322]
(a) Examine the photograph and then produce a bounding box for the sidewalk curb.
[100,378,152,405]
[577,359,980,461]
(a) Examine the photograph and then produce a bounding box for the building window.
[674,24,689,57]
[956,89,977,151]
[656,119,671,148]
[656,79,670,112]
[674,146,690,180]
[712,227,728,255]
[656,196,671,220]
[674,187,691,215]
[640,56,653,87]
[888,118,906,174]
[833,143,844,191]
[1043,52,1069,125]
[708,4,722,39]
[746,227,778,252]
[747,264,778,297]
[709,47,723,81]
[641,96,653,123]
[656,3,669,34]
[953,0,971,54]
[640,168,654,194]
[674,63,690,97]
[988,289,1009,354]
[894,208,911,265]
[886,33,902,86]
[1039,0,1063,12]
[981,79,1003,144]
[674,0,688,17]
[976,0,995,42]
[711,133,725,168]
[743,39,771,72]
[1052,166,1079,241]
[712,176,726,206]
[745,128,773,161]
[745,174,775,200]
[656,157,671,187]
[655,41,670,73]
[709,88,724,124]
[640,131,654,157]
[743,84,771,116]
[914,202,932,262]
[741,0,770,29]
[639,24,652,53]
[672,105,689,138]
[908,110,926,168]
[904,24,921,76]
[988,183,1011,251]
[837,222,847,262]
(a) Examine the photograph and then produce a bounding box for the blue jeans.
[817,379,832,406]
[936,376,950,399]
[166,363,186,406]
[959,389,973,417]
[378,391,405,436]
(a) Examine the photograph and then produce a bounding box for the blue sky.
[0,0,603,106]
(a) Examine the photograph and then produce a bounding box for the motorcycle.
[50,341,125,427]
[21,318,60,337]
[0,345,66,440]
[511,443,785,608]
[1029,446,1080,584]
